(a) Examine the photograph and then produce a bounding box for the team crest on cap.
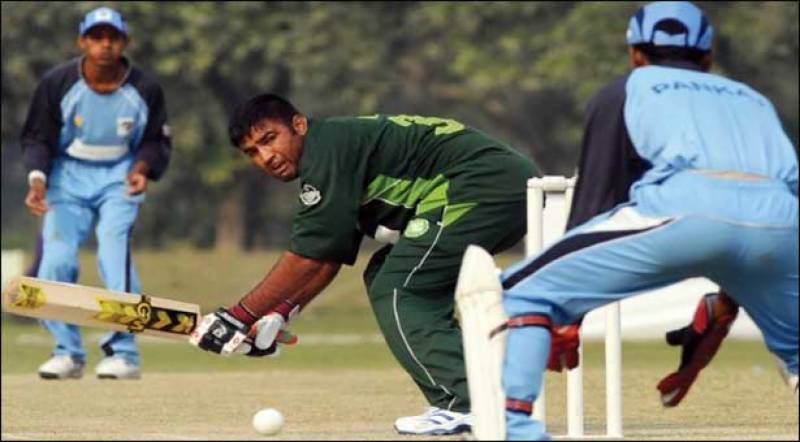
[95,9,113,20]
[299,183,321,206]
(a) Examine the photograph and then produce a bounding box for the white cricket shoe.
[95,356,141,380]
[775,356,799,399]
[394,406,473,435]
[38,355,85,380]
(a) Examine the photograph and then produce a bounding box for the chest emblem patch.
[73,115,84,127]
[404,218,430,238]
[117,117,134,137]
[300,183,322,206]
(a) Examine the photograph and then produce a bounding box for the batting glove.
[189,308,250,355]
[657,291,739,407]
[234,303,300,358]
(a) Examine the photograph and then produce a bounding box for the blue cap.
[626,1,712,50]
[79,7,128,36]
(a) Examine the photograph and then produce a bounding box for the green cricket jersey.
[290,114,535,265]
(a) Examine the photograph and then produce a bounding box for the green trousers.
[363,152,534,412]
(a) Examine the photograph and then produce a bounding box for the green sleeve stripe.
[415,180,449,215]
[362,175,402,204]
[442,202,477,227]
[362,174,449,210]
[362,173,476,227]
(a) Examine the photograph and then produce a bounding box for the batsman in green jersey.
[189,93,538,435]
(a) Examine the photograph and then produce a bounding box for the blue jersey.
[21,56,172,180]
[568,60,798,228]
[625,64,798,193]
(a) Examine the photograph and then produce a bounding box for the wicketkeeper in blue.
[499,2,798,439]
[20,7,172,380]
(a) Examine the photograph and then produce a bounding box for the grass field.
[2,248,798,440]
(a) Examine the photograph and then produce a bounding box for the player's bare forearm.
[238,250,341,318]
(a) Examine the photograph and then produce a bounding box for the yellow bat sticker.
[12,283,46,309]
[94,295,196,335]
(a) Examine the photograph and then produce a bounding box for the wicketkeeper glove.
[548,324,581,372]
[657,291,739,407]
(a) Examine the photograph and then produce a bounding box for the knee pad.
[501,314,553,417]
[504,313,581,373]
[506,397,534,416]
[493,313,553,337]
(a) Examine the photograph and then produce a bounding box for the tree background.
[2,1,798,252]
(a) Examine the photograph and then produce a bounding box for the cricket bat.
[1,276,200,340]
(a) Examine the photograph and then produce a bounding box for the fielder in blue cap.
[495,1,798,439]
[20,6,173,381]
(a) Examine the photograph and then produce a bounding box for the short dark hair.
[633,43,708,66]
[228,93,300,148]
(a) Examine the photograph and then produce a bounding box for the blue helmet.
[626,1,713,51]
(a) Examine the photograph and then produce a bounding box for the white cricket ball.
[252,408,284,436]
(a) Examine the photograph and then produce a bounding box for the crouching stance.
[189,93,538,435]
[498,2,799,440]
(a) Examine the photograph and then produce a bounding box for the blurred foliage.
[2,1,798,251]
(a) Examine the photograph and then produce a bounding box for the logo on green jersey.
[404,218,430,238]
[299,183,321,206]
